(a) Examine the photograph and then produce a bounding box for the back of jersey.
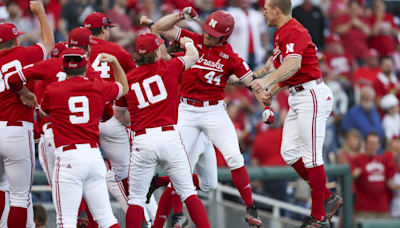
[90,38,136,81]
[0,45,46,122]
[116,57,185,131]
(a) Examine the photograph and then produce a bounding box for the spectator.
[342,86,384,145]
[333,0,371,61]
[33,204,48,228]
[142,0,161,21]
[292,0,325,49]
[385,0,400,19]
[5,1,40,46]
[163,0,195,10]
[383,137,400,175]
[0,0,8,21]
[328,0,349,19]
[373,56,399,104]
[394,42,400,77]
[227,0,268,70]
[352,132,391,218]
[353,48,381,86]
[389,153,400,218]
[337,129,364,165]
[369,0,399,56]
[59,0,95,40]
[106,0,136,52]
[381,94,400,142]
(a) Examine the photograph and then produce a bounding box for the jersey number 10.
[131,75,168,109]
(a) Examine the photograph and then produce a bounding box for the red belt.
[62,143,98,152]
[6,121,23,127]
[181,97,219,107]
[290,78,323,93]
[135,126,175,136]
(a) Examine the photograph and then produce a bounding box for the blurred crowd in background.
[2,0,400,222]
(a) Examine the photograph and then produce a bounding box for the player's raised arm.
[30,1,55,56]
[99,54,129,96]
[140,15,171,61]
[179,37,199,70]
[155,7,199,41]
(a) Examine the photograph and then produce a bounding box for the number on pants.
[92,54,111,78]
[131,75,168,109]
[68,96,90,124]
[56,72,66,82]
[0,60,23,92]
[204,71,222,85]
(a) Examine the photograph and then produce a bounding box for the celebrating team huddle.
[0,0,343,228]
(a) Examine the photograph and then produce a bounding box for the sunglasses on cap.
[103,18,112,26]
[63,56,84,63]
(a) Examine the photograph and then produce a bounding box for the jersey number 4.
[131,75,168,109]
[92,54,111,79]
[204,71,222,85]
[68,96,89,124]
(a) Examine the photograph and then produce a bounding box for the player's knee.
[199,178,217,192]
[280,147,301,166]
[9,196,29,208]
[128,197,147,209]
[95,215,119,228]
[226,154,245,170]
[113,168,129,182]
[302,156,324,169]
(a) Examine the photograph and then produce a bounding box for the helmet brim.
[201,22,225,38]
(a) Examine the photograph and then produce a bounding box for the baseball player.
[0,2,54,227]
[39,47,128,228]
[112,33,210,228]
[249,0,343,227]
[153,8,274,227]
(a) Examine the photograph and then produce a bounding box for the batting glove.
[179,7,199,21]
[262,107,275,124]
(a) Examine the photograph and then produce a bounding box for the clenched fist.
[99,53,117,63]
[179,37,194,49]
[30,1,45,16]
[262,107,275,124]
[179,7,199,21]
[140,15,153,26]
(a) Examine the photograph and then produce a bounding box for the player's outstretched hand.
[262,107,275,124]
[20,91,38,108]
[249,79,268,93]
[261,91,272,106]
[179,37,194,48]
[30,1,45,16]
[99,53,117,63]
[264,56,275,73]
[179,6,199,21]
[140,15,153,26]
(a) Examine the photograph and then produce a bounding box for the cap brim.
[18,31,26,35]
[201,23,224,38]
[109,24,117,27]
[157,38,165,46]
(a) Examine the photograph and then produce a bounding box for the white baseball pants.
[38,123,56,188]
[53,144,118,228]
[0,191,35,228]
[281,82,333,168]
[128,127,197,208]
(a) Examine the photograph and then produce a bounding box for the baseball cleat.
[300,216,330,228]
[78,210,89,228]
[146,173,159,204]
[171,212,189,228]
[245,205,262,227]
[141,218,148,228]
[324,194,343,220]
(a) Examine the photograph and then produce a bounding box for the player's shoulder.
[95,40,130,58]
[220,43,242,61]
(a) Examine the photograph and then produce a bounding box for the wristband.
[265,106,271,110]
[148,22,155,29]
[184,42,194,49]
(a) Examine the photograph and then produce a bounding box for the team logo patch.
[139,49,146,54]
[89,35,93,43]
[70,39,78,45]
[69,62,78,68]
[53,48,59,56]
[84,23,91,28]
[102,17,107,24]
[12,28,18,35]
[155,39,159,45]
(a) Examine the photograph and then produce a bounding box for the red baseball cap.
[68,27,98,46]
[324,34,341,44]
[62,47,88,70]
[363,48,379,59]
[51,41,68,58]
[0,23,25,44]
[84,12,116,29]
[135,33,165,54]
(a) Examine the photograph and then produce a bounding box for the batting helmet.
[201,10,234,44]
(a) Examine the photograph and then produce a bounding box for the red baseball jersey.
[90,38,136,81]
[8,58,102,125]
[174,28,252,101]
[272,19,322,87]
[114,57,185,131]
[40,77,122,148]
[324,52,353,80]
[0,44,47,123]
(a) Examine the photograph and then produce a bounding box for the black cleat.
[324,194,343,221]
[78,210,89,228]
[146,174,159,204]
[300,216,330,228]
[244,204,262,227]
[171,212,189,228]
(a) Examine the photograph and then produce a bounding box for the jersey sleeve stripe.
[175,27,182,42]
[112,104,128,111]
[177,57,185,66]
[115,82,123,100]
[239,70,253,81]
[283,54,302,63]
[39,107,49,117]
[17,70,27,82]
[36,43,47,60]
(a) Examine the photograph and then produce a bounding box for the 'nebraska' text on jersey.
[175,28,252,101]
[273,19,322,87]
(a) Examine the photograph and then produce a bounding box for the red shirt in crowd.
[352,154,394,212]
[114,57,185,131]
[369,13,398,56]
[324,52,354,80]
[373,72,399,98]
[332,14,371,59]
[0,44,46,123]
[175,28,252,101]
[353,66,381,86]
[40,77,122,148]
[273,19,322,87]
[251,128,287,166]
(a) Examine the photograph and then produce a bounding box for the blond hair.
[268,0,292,15]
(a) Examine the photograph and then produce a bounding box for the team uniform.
[0,22,47,227]
[40,48,123,227]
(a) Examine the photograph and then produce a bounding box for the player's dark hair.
[167,44,183,54]
[0,38,16,50]
[133,51,157,66]
[268,0,292,15]
[33,204,48,226]
[6,1,18,9]
[379,56,394,65]
[90,26,109,36]
[365,132,380,142]
[63,65,87,76]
